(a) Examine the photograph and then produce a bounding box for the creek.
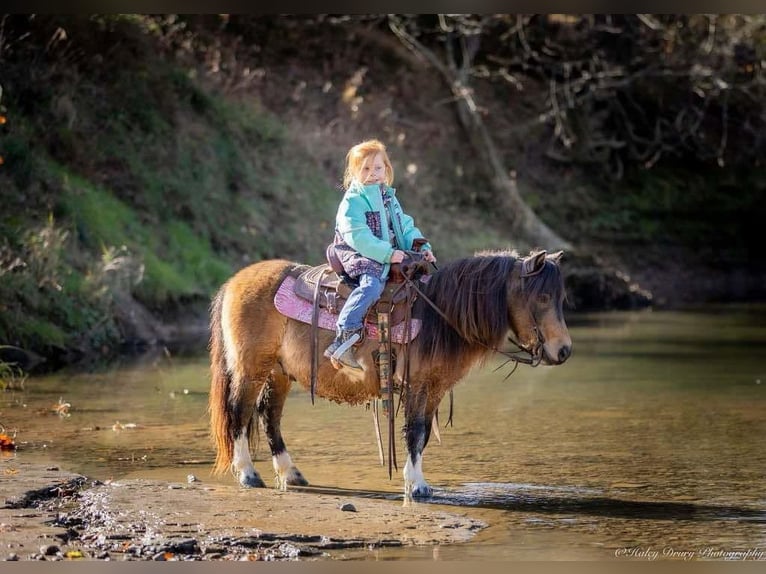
[2,305,764,560]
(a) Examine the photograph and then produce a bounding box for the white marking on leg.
[272,451,293,491]
[403,453,431,500]
[232,429,258,485]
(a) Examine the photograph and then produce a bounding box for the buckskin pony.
[208,249,572,499]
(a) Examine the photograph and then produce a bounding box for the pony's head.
[415,249,572,368]
[507,250,572,365]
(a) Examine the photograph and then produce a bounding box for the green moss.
[46,167,233,309]
[138,252,193,303]
[166,221,231,277]
[59,175,146,249]
[136,220,232,304]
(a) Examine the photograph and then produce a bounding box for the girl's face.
[359,153,387,184]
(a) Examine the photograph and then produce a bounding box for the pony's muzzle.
[556,344,572,363]
[542,340,572,365]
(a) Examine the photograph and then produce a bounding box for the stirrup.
[330,331,363,370]
[323,338,341,359]
[332,347,362,371]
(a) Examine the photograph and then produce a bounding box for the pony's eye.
[538,293,551,306]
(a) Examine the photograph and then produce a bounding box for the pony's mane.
[415,249,564,365]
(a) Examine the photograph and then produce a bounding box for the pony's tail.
[208,286,234,476]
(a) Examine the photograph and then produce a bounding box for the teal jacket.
[333,182,432,279]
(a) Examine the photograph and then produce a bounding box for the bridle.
[505,325,544,367]
[505,259,547,367]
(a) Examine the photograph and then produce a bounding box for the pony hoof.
[411,484,434,498]
[286,469,309,487]
[239,472,266,488]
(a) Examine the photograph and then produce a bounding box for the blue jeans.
[336,273,386,332]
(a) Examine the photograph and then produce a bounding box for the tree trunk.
[389,18,571,251]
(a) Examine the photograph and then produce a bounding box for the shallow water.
[2,305,765,560]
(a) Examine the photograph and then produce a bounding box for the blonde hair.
[343,139,394,189]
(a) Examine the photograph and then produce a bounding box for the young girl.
[325,139,436,370]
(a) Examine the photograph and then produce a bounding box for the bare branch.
[636,14,664,31]
[388,15,571,250]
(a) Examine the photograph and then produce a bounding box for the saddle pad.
[274,275,421,344]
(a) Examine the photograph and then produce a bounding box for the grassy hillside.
[0,16,346,360]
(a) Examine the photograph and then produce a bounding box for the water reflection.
[435,483,766,522]
[2,305,765,559]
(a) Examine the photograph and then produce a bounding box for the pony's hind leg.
[230,378,266,488]
[232,427,265,488]
[258,370,309,491]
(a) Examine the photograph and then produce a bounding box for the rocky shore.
[1,459,485,561]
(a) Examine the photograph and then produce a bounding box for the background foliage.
[1,14,764,367]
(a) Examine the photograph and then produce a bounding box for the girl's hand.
[423,250,437,263]
[390,250,405,263]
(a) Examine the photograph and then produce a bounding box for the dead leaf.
[0,432,16,451]
[51,397,71,417]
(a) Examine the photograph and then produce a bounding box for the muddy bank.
[1,460,486,561]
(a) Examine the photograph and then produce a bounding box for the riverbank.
[1,459,486,561]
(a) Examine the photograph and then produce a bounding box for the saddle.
[293,263,414,326]
[295,240,432,324]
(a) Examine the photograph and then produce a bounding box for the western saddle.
[292,243,430,327]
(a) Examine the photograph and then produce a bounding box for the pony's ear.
[549,250,564,263]
[522,250,547,277]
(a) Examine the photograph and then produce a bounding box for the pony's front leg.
[403,388,435,500]
[258,371,309,491]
